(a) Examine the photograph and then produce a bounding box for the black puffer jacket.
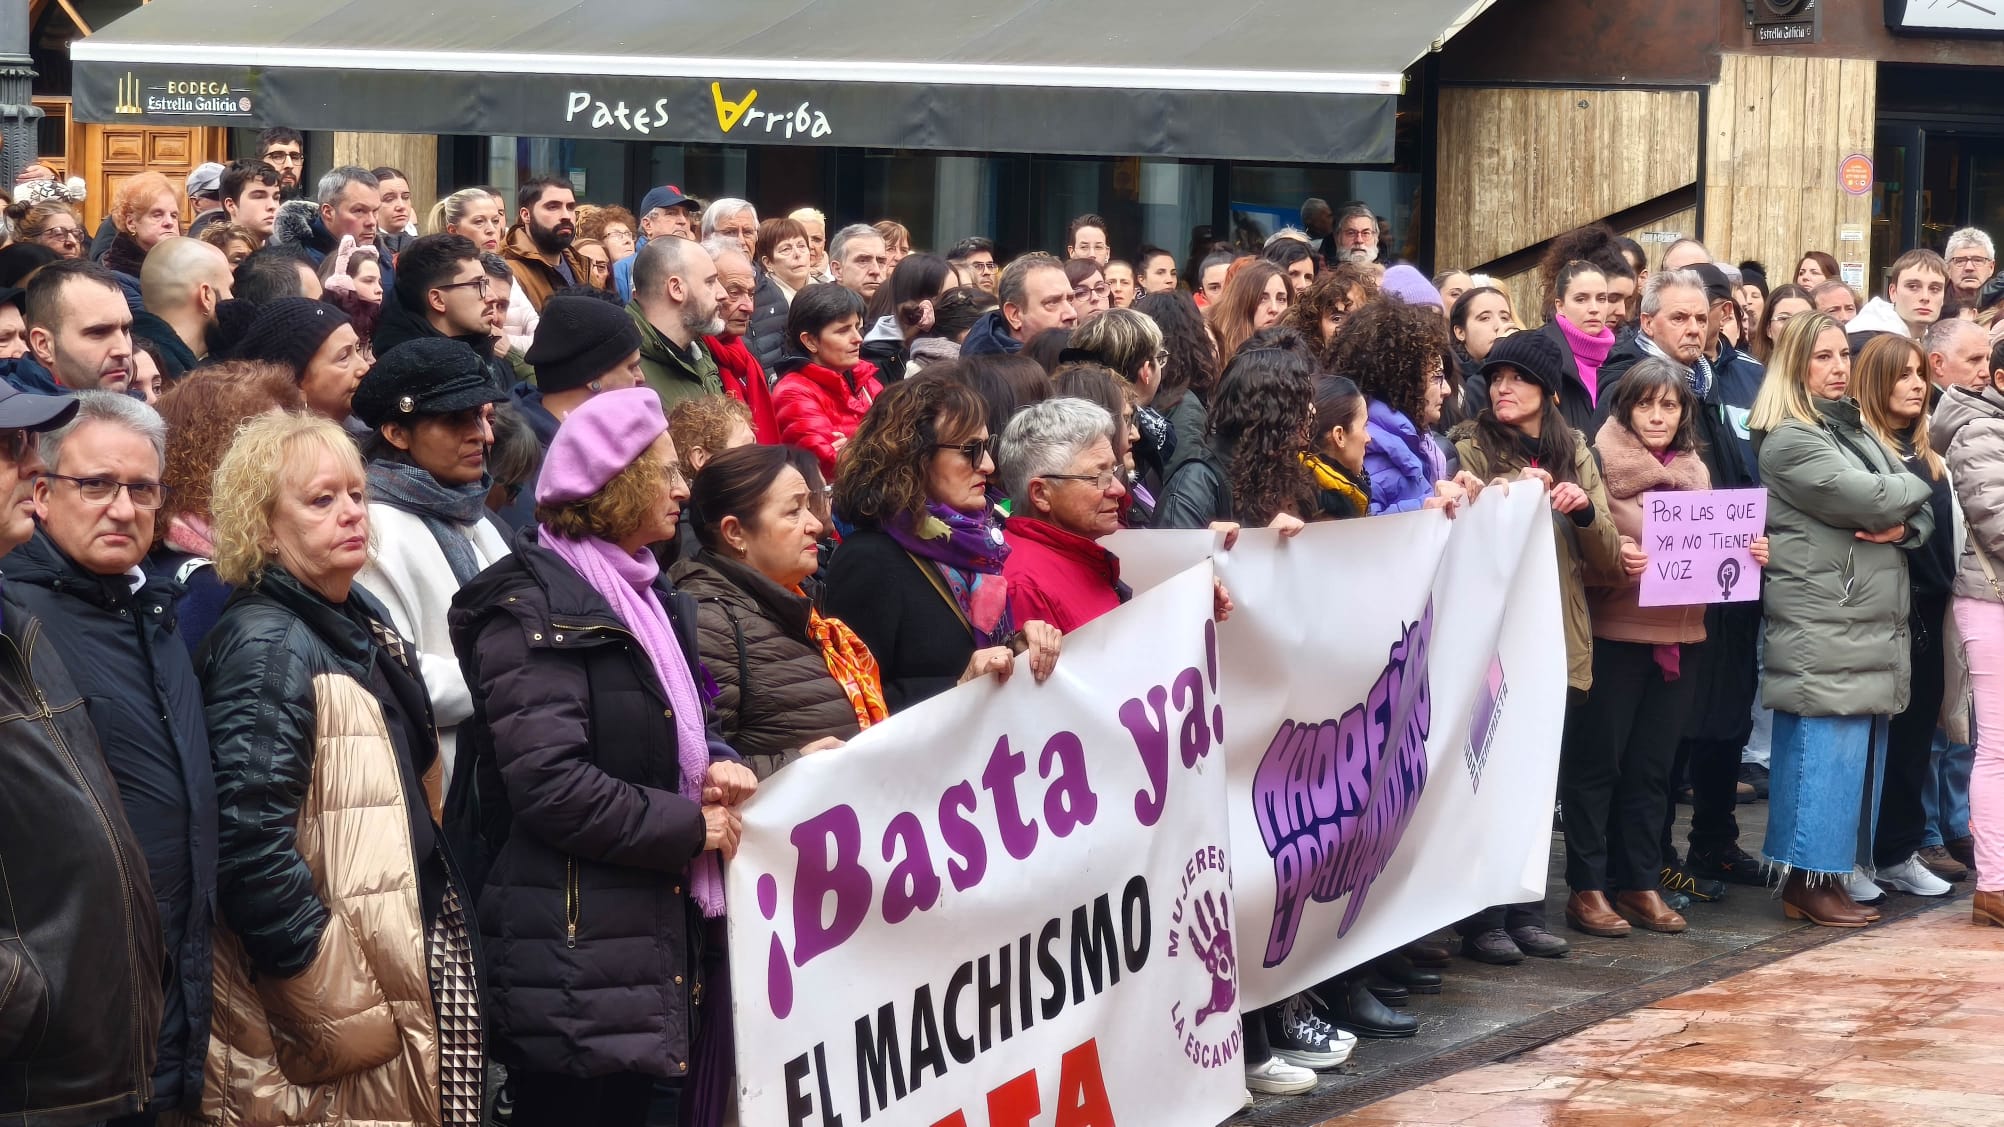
[0,583,163,1125]
[5,531,215,1112]
[448,529,738,1080]
[747,272,792,377]
[669,549,863,778]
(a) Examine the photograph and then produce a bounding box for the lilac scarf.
[543,530,724,917]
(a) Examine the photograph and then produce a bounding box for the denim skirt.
[1762,711,1888,875]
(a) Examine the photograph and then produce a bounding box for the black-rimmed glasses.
[42,473,171,509]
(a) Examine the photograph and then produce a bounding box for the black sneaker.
[1685,844,1769,887]
[1660,865,1728,903]
[1460,928,1525,965]
[1739,761,1771,800]
[1507,924,1571,959]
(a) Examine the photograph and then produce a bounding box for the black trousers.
[512,1071,657,1127]
[1563,640,1696,891]
[1664,733,1744,863]
[1876,589,1950,868]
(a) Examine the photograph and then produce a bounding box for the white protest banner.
[729,562,1246,1127]
[1638,487,1766,606]
[1110,481,1567,1007]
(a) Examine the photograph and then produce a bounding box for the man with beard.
[700,238,780,442]
[628,234,727,413]
[134,238,233,377]
[257,126,307,200]
[503,175,591,312]
[24,261,134,394]
[1333,203,1380,265]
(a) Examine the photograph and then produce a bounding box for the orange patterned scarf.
[803,602,889,728]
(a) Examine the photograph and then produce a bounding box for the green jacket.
[1753,396,1933,718]
[629,300,722,415]
[1449,421,1625,692]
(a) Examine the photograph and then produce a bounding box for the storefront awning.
[71,0,1496,164]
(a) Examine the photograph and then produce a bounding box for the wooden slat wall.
[1702,54,1874,288]
[333,133,440,228]
[1435,86,1701,272]
[1488,206,1699,330]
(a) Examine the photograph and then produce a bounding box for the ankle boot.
[1564,890,1631,937]
[1371,952,1443,994]
[1975,889,2004,928]
[1613,890,1687,933]
[1780,869,1871,928]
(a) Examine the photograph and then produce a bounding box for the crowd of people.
[3,122,2003,1125]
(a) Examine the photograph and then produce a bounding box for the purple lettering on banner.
[1250,600,1435,968]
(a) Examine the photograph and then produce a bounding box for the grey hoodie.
[1932,385,2004,603]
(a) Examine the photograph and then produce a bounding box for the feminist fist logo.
[1188,890,1238,1024]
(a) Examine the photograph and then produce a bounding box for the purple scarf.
[885,501,1016,647]
[543,530,724,917]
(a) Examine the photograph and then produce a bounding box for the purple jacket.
[1363,399,1442,515]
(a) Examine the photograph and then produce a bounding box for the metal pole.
[0,0,41,185]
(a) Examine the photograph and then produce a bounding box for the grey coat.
[1931,385,2004,604]
[1754,396,1935,717]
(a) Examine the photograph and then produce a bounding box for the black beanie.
[527,294,644,394]
[1479,330,1566,400]
[231,297,352,379]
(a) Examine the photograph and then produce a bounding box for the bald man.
[136,237,234,376]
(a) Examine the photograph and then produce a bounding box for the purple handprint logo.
[1166,844,1242,1070]
[1187,890,1237,1023]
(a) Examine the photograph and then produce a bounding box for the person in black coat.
[822,375,1062,712]
[447,387,755,1127]
[4,392,216,1117]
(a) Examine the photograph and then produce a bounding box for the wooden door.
[71,122,229,231]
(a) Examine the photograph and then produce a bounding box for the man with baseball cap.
[185,162,228,239]
[0,380,167,1126]
[615,185,704,302]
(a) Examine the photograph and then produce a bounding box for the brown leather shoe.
[1919,845,1970,882]
[1781,869,1871,927]
[1400,939,1454,968]
[1613,890,1687,933]
[1975,889,2004,928]
[1564,890,1631,937]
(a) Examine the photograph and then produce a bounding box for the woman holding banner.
[1751,312,1934,928]
[1566,359,1770,939]
[1447,328,1626,963]
[1854,335,1958,899]
[823,374,1063,712]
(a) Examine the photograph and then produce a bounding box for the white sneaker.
[1244,1055,1317,1095]
[1844,866,1885,904]
[1878,853,1954,897]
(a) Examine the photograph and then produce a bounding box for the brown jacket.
[195,673,442,1127]
[502,224,593,313]
[1589,418,1710,646]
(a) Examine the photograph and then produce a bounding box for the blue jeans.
[1764,711,1888,875]
[1922,726,1974,846]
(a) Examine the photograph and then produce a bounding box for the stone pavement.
[1317,897,1997,1125]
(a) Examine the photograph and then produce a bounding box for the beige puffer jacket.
[194,673,441,1127]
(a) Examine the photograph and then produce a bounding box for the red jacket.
[772,359,883,480]
[1001,515,1129,633]
[705,333,781,444]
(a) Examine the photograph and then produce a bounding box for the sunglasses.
[931,437,995,465]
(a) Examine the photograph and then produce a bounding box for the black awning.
[71,0,1496,164]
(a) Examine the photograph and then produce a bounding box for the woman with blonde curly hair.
[105,172,181,277]
[198,410,485,1126]
[577,203,638,263]
[151,360,304,653]
[822,374,1063,711]
[448,387,756,1126]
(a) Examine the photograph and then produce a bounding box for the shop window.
[1229,166,1422,266]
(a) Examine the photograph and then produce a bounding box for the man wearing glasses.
[0,383,169,1126]
[1944,228,1996,310]
[257,125,308,199]
[372,234,515,392]
[948,236,1000,296]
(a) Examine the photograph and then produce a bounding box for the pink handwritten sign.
[1639,487,1766,607]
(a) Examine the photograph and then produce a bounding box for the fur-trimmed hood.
[269,199,323,252]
